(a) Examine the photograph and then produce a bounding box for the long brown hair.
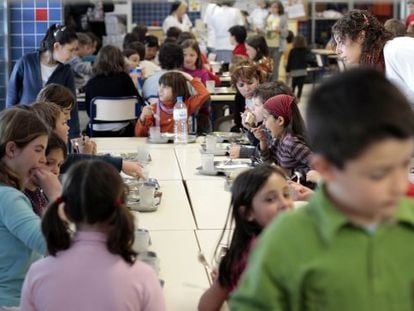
[42,160,137,264]
[0,107,49,189]
[332,10,393,68]
[93,45,127,76]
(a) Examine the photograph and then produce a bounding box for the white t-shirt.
[206,6,245,51]
[40,63,58,86]
[203,3,218,48]
[162,14,192,34]
[249,7,269,32]
[384,36,414,107]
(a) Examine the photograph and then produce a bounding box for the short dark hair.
[42,160,136,263]
[246,35,269,61]
[384,18,406,37]
[176,31,196,46]
[166,26,182,39]
[131,25,147,43]
[228,25,247,44]
[158,43,183,69]
[293,34,307,48]
[124,41,146,60]
[252,81,293,102]
[122,32,140,50]
[46,132,68,160]
[144,35,159,48]
[306,68,414,169]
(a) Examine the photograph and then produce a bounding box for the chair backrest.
[90,96,140,121]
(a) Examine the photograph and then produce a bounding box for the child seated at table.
[255,94,319,183]
[229,81,293,161]
[30,100,144,178]
[20,160,166,311]
[24,132,67,216]
[198,165,294,310]
[135,71,210,136]
[230,67,414,310]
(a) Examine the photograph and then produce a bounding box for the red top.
[233,43,248,57]
[406,13,414,27]
[134,78,210,136]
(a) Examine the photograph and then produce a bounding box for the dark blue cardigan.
[6,51,80,138]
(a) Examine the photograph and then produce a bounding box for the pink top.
[20,231,166,311]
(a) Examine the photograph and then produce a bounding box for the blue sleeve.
[6,60,24,107]
[61,153,123,174]
[0,189,45,254]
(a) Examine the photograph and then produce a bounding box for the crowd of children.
[1,4,414,310]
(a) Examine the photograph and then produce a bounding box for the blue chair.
[89,96,140,137]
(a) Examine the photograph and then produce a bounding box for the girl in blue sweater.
[0,107,61,308]
[6,24,80,138]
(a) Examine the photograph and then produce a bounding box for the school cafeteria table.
[148,230,210,310]
[186,180,231,229]
[133,180,195,230]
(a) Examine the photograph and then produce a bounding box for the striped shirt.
[260,133,312,176]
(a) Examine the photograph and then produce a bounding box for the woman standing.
[332,9,414,106]
[6,24,80,138]
[162,1,192,34]
[265,1,288,81]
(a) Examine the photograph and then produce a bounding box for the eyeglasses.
[53,25,67,38]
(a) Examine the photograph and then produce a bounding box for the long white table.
[186,180,231,229]
[148,230,210,310]
[134,180,196,230]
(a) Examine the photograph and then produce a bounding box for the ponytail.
[41,197,71,256]
[106,204,137,264]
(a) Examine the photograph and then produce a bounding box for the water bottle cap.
[177,96,183,101]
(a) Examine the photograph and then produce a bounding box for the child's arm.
[185,77,210,115]
[134,105,155,137]
[198,278,231,311]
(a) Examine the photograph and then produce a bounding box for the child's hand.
[140,106,153,122]
[306,170,322,183]
[122,160,144,179]
[288,181,314,201]
[31,168,62,202]
[78,136,97,155]
[229,145,241,159]
[251,125,266,141]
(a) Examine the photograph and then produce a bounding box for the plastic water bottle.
[131,67,143,96]
[173,96,188,144]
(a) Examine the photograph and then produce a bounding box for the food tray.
[196,160,251,176]
[148,134,196,144]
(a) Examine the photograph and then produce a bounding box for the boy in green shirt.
[230,68,414,311]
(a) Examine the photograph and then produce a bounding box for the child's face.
[236,78,259,99]
[46,148,65,176]
[145,46,158,60]
[229,34,236,46]
[323,138,414,223]
[55,112,69,142]
[53,40,78,63]
[127,53,140,69]
[6,135,47,183]
[245,44,257,60]
[249,173,293,226]
[158,84,173,102]
[252,96,264,123]
[270,3,279,15]
[62,106,72,120]
[183,47,198,70]
[263,110,284,138]
[334,34,362,65]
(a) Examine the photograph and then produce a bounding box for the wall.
[0,0,63,109]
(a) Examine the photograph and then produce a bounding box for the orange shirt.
[135,78,210,136]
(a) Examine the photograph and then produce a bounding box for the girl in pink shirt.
[20,160,165,311]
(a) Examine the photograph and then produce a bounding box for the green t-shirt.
[230,187,414,311]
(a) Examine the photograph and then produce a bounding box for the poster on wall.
[282,0,307,19]
[188,0,201,12]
